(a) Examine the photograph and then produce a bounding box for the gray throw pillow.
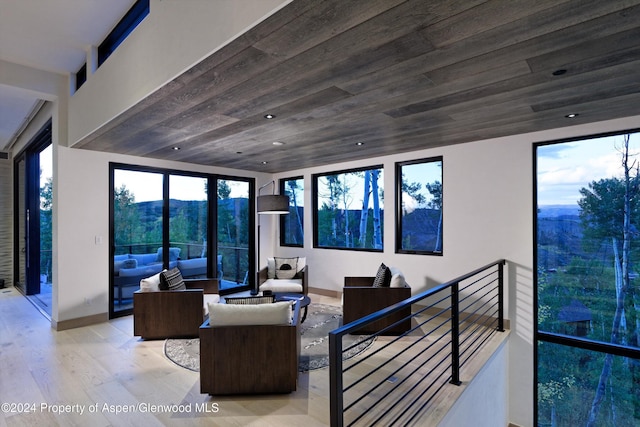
[159,267,186,291]
[372,263,391,287]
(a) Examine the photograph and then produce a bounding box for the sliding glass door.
[14,122,53,315]
[110,166,254,317]
[112,169,163,314]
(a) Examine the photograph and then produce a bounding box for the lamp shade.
[257,194,290,214]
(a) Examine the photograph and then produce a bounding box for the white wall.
[272,115,640,427]
[438,340,509,427]
[68,0,290,145]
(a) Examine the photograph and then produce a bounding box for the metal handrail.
[329,259,506,427]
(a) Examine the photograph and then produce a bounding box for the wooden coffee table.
[273,293,311,323]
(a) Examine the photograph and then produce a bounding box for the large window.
[280,177,304,247]
[396,157,443,255]
[110,165,254,316]
[313,165,383,251]
[535,130,640,426]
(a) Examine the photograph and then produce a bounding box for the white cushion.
[203,294,221,315]
[207,300,293,326]
[259,278,303,293]
[388,266,409,288]
[139,271,164,292]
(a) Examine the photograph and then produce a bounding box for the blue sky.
[537,132,640,206]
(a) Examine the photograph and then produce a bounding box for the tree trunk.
[359,170,371,247]
[290,183,303,244]
[587,137,634,426]
[435,208,443,252]
[371,170,382,249]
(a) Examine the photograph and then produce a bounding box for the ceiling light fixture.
[172,146,181,150]
[565,113,579,118]
[264,114,276,119]
[356,142,365,146]
[261,161,268,165]
[272,141,285,146]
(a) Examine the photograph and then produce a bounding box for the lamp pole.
[254,180,290,295]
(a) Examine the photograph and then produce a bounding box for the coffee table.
[273,293,311,323]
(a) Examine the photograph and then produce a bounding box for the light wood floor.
[0,287,507,426]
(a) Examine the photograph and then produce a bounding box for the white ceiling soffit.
[0,0,137,149]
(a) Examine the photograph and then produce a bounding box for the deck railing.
[329,259,506,427]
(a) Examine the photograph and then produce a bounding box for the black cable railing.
[329,259,506,427]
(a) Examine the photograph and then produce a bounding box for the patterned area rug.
[164,303,375,372]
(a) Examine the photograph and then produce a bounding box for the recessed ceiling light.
[272,141,285,146]
[172,146,181,150]
[565,113,579,118]
[264,114,276,119]
[552,69,567,76]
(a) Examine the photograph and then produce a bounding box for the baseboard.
[308,286,341,299]
[52,312,109,331]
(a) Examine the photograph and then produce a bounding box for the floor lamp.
[253,181,290,295]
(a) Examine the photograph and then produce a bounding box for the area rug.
[164,303,375,372]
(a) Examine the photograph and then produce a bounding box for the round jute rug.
[164,303,375,372]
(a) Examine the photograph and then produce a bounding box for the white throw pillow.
[388,266,408,288]
[139,270,164,292]
[267,257,276,279]
[207,300,293,326]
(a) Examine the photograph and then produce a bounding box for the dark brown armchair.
[343,276,412,335]
[133,278,219,340]
[199,301,301,395]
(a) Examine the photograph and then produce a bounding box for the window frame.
[395,156,443,256]
[98,0,150,66]
[533,129,640,424]
[313,164,384,252]
[280,176,304,247]
[109,163,255,318]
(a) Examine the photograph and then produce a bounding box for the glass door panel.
[112,169,163,313]
[217,179,250,292]
[169,175,208,278]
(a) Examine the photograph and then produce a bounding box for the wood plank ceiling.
[75,0,640,173]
